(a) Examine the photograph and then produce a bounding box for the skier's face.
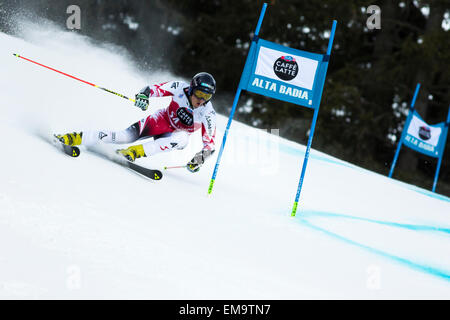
[190,93,207,108]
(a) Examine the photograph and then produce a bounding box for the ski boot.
[55,132,83,146]
[116,144,146,162]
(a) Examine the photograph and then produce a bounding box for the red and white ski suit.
[82,80,216,157]
[136,80,216,155]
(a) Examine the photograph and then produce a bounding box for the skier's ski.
[124,161,163,181]
[52,136,162,180]
[53,135,80,157]
[86,144,163,181]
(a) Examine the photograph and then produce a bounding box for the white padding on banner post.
[406,114,442,147]
[254,46,318,90]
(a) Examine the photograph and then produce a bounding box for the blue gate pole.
[432,106,450,192]
[208,3,268,195]
[291,20,337,217]
[388,83,421,178]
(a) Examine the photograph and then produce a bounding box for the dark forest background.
[1,0,450,195]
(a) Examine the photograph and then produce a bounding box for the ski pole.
[163,165,187,170]
[13,53,135,103]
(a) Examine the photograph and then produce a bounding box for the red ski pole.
[163,165,187,170]
[13,53,135,103]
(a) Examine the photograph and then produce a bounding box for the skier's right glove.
[134,93,149,111]
[187,154,201,173]
[186,149,215,173]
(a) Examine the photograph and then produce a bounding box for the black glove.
[187,149,215,173]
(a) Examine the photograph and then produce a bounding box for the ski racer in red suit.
[56,72,217,173]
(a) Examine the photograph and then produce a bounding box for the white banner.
[254,46,318,90]
[406,113,442,147]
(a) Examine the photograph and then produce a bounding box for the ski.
[87,144,163,181]
[52,135,162,180]
[53,134,80,157]
[124,161,163,181]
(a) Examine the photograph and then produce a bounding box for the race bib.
[176,107,194,126]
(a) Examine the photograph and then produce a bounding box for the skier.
[56,72,217,173]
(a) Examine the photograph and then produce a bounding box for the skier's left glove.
[187,149,215,173]
[134,93,149,111]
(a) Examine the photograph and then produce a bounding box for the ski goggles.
[193,89,212,101]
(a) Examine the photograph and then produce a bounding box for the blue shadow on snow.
[301,210,450,235]
[294,210,450,281]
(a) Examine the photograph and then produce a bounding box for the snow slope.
[0,21,449,299]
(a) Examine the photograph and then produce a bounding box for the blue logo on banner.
[418,126,431,140]
[273,56,298,81]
